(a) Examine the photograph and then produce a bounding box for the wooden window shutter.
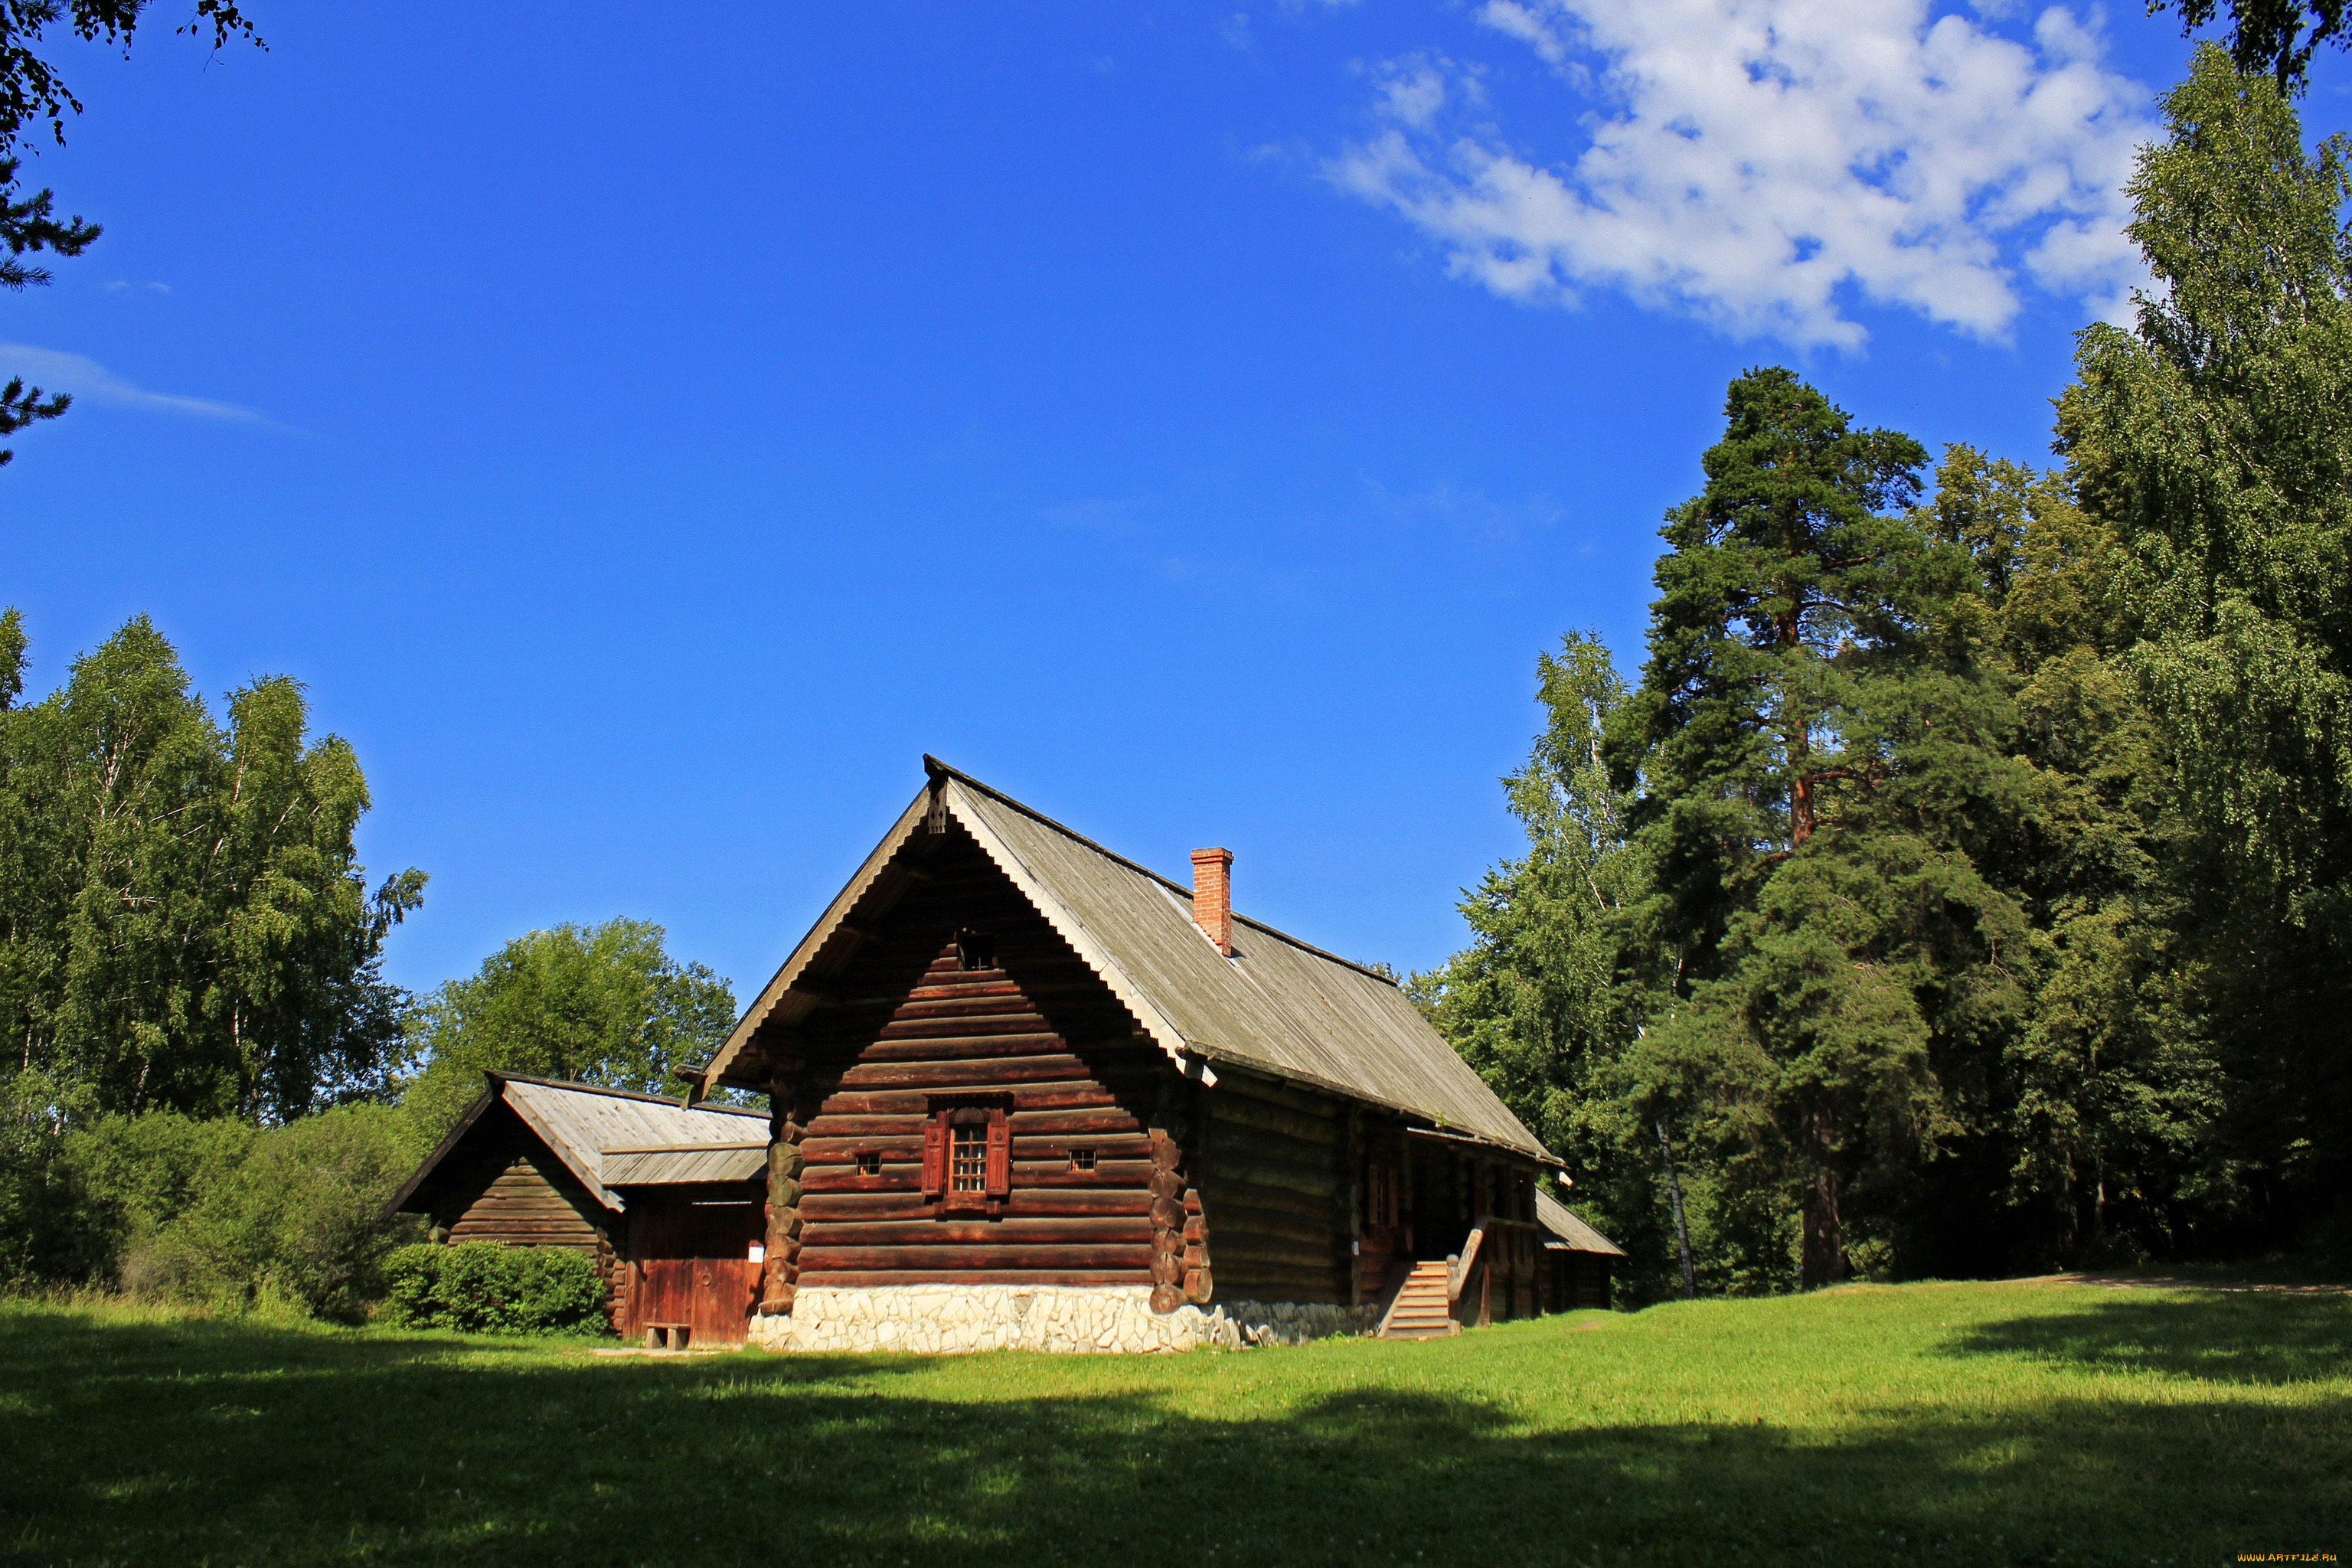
[920,1115,946,1200]
[984,1106,1011,1200]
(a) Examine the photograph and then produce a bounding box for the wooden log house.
[702,759,1625,1352]
[387,1072,772,1347]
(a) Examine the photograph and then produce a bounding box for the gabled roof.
[1536,1186,1626,1257]
[388,1072,769,1216]
[707,759,1555,1163]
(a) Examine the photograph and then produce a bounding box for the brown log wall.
[1198,1070,1348,1304]
[769,831,1168,1292]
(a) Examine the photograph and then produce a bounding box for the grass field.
[2,1279,2344,1567]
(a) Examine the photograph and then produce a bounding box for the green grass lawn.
[3,1280,2344,1567]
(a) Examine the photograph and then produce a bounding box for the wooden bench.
[642,1321,692,1351]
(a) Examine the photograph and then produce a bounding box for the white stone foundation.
[745,1285,1371,1354]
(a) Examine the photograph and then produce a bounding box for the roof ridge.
[923,756,1404,988]
[489,1070,768,1116]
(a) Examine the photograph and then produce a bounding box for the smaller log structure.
[698,759,1627,1354]
[387,1072,769,1341]
[1535,1184,1625,1312]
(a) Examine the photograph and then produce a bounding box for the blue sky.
[2,2,2328,1009]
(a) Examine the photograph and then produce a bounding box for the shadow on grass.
[0,1308,2343,1568]
[1942,1289,2352,1386]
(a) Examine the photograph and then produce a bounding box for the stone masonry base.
[746,1285,1373,1354]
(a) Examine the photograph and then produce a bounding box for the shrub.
[382,1241,610,1335]
[58,1103,428,1321]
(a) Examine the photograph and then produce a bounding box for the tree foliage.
[0,609,425,1126]
[1423,50,2352,1290]
[400,918,737,1137]
[2061,45,2352,1242]
[1595,370,2040,1290]
[2151,0,2349,89]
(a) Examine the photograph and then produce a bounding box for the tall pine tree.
[1609,370,2029,1289]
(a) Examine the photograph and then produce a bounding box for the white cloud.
[0,342,262,421]
[1326,0,2154,347]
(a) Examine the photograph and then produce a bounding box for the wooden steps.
[1378,1259,1459,1339]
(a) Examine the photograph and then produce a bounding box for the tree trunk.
[1655,1117,1698,1300]
[1798,1102,1846,1290]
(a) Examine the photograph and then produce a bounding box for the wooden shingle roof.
[388,1072,769,1217]
[1536,1186,1626,1257]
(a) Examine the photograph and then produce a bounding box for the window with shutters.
[920,1099,1011,1213]
[950,1123,987,1192]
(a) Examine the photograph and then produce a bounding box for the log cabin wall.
[779,827,1174,1289]
[1353,1119,1412,1305]
[425,1106,629,1323]
[1544,1250,1612,1311]
[1197,1070,1349,1305]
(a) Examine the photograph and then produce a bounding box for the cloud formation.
[0,342,261,421]
[1326,0,2154,346]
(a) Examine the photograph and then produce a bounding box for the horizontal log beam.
[1197,1174,1334,1223]
[1201,1150,1339,1197]
[1196,1203,1328,1248]
[797,1243,1154,1272]
[1206,1236,1341,1269]
[800,1190,1153,1222]
[836,1055,1119,1089]
[876,1016,1068,1042]
[799,1269,1150,1289]
[801,1160,1155,1194]
[1207,1120,1343,1173]
[814,1083,1125,1117]
[1211,1070,1341,1120]
[1208,1096,1343,1145]
[807,1217,1152,1247]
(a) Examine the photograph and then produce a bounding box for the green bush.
[58,1103,428,1321]
[382,1241,610,1336]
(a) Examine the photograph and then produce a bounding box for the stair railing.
[1450,1215,1541,1303]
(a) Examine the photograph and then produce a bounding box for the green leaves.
[2061,46,2352,1240]
[0,611,423,1127]
[399,918,737,1138]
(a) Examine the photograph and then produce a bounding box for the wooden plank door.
[629,1200,763,1348]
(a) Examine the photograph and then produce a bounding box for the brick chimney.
[1190,848,1234,956]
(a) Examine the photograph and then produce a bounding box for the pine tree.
[1609,370,2030,1289]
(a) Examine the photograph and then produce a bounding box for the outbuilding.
[386,1071,769,1346]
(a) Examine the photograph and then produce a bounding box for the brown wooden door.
[629,1200,763,1348]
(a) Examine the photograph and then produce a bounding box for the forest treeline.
[0,614,733,1308]
[1419,51,2352,1299]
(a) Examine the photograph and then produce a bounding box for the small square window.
[956,929,996,972]
[950,1122,988,1192]
[1068,1147,1097,1172]
[855,1151,881,1177]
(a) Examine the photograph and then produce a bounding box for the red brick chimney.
[1190,848,1234,956]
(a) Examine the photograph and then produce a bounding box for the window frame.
[920,1096,1011,1213]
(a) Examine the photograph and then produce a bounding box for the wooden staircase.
[1377,1259,1459,1339]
